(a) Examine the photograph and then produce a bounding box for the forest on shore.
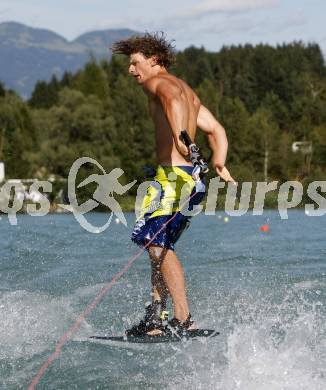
[0,41,325,208]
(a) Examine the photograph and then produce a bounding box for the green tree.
[23,40,326,186]
[34,88,119,178]
[109,72,155,181]
[74,56,109,101]
[0,93,37,177]
[0,81,5,97]
[219,97,252,180]
[248,107,280,181]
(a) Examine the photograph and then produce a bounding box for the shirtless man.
[112,33,234,336]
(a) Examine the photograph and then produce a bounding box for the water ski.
[90,329,219,344]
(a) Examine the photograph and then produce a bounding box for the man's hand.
[180,130,209,177]
[215,166,236,183]
[177,141,189,157]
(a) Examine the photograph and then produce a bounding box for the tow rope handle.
[180,130,209,176]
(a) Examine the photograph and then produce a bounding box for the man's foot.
[168,313,197,335]
[125,301,169,336]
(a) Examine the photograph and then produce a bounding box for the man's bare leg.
[149,245,191,322]
[150,251,169,305]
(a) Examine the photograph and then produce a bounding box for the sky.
[0,0,326,55]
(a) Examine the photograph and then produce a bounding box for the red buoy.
[260,224,269,232]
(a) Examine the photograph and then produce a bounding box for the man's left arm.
[197,104,235,182]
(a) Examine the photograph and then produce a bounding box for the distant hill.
[0,22,138,98]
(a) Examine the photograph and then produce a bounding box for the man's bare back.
[144,73,201,166]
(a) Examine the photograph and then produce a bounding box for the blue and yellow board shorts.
[131,165,205,251]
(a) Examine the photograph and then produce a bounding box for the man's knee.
[148,245,166,262]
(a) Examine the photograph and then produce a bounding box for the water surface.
[1,210,325,389]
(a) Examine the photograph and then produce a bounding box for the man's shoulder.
[144,74,174,88]
[143,75,160,91]
[144,74,182,95]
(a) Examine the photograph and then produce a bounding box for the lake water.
[0,210,325,389]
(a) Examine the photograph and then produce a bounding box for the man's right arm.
[197,104,235,182]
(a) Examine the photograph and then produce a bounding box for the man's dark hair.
[111,32,176,68]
